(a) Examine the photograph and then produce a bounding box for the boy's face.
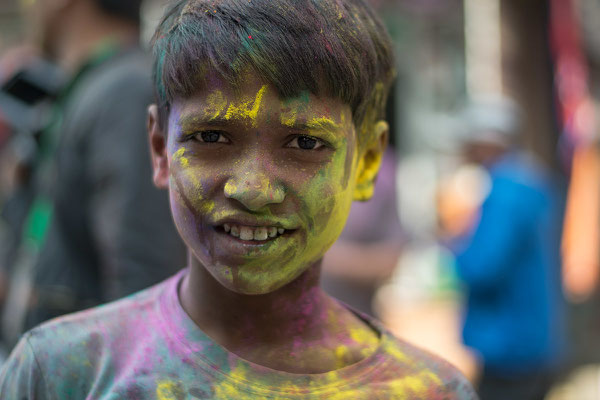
[149,73,387,295]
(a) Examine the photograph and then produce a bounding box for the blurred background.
[2,0,600,398]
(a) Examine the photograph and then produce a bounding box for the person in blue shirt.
[451,97,566,400]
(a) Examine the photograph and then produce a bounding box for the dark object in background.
[0,60,66,283]
[0,58,64,134]
[0,59,65,169]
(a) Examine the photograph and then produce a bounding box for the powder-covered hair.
[151,0,395,141]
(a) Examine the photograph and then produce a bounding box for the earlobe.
[148,105,169,189]
[353,120,389,201]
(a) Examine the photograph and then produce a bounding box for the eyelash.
[182,130,229,144]
[182,131,328,150]
[286,135,326,150]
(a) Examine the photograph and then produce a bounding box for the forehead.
[169,71,353,129]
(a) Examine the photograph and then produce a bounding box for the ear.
[353,120,389,201]
[148,105,169,189]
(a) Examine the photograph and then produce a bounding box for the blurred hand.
[436,165,489,240]
[563,259,599,303]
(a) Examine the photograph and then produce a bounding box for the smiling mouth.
[219,224,288,242]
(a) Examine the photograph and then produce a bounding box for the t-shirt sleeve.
[0,333,48,399]
[438,366,479,400]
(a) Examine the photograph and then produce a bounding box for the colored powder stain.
[212,365,249,398]
[385,343,411,364]
[225,85,267,127]
[182,168,202,194]
[280,91,311,126]
[349,327,379,357]
[280,108,297,127]
[387,369,444,397]
[214,365,305,398]
[172,148,189,167]
[201,200,215,213]
[204,90,227,120]
[171,148,204,194]
[306,116,341,132]
[223,180,238,197]
[334,345,350,369]
[354,150,381,200]
[156,380,185,400]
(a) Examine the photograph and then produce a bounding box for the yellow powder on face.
[201,200,215,213]
[172,148,189,167]
[204,90,228,120]
[225,85,267,127]
[306,116,341,132]
[171,148,204,200]
[280,108,298,127]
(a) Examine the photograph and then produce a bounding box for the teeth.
[240,226,254,241]
[254,227,268,241]
[223,224,287,241]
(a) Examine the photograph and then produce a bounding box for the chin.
[207,263,307,296]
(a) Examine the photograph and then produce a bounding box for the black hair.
[151,0,395,142]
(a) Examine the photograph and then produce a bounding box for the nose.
[224,170,285,211]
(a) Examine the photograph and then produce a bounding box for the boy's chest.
[47,362,473,400]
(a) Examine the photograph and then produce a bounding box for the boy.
[0,0,477,398]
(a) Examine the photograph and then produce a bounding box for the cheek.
[301,151,356,249]
[168,165,219,261]
[168,153,216,217]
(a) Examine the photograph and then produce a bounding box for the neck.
[52,11,138,73]
[179,254,380,373]
[181,256,330,345]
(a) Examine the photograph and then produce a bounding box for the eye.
[287,135,325,150]
[186,130,229,143]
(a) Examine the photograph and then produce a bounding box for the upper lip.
[212,216,297,230]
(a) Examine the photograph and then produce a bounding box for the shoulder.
[65,49,152,125]
[0,284,161,398]
[1,276,175,396]
[29,276,165,344]
[84,48,152,95]
[377,332,478,399]
[20,279,169,389]
[491,152,552,193]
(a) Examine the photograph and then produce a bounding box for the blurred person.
[0,0,185,348]
[447,97,566,400]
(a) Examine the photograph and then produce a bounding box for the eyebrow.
[177,115,344,143]
[179,115,342,130]
[178,115,231,128]
[293,117,342,133]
